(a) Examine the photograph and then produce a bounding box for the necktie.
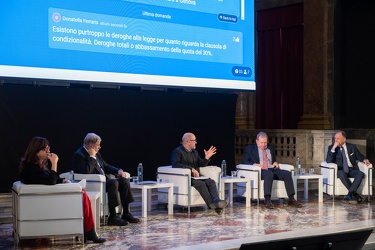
[95,159,105,175]
[340,147,349,173]
[262,150,268,170]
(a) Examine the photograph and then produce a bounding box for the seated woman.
[19,136,106,244]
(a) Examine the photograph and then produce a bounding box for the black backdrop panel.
[0,84,237,193]
[334,0,375,128]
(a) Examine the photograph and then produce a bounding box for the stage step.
[363,229,375,250]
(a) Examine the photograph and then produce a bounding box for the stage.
[1,190,375,249]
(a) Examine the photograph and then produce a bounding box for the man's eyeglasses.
[190,139,197,142]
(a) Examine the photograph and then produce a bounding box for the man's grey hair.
[83,133,101,146]
[256,132,268,140]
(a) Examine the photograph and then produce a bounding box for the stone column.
[298,0,335,129]
[235,92,256,129]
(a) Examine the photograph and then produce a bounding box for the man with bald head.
[171,132,228,215]
[326,130,371,204]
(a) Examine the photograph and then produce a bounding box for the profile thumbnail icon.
[52,12,61,22]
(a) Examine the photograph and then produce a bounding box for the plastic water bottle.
[296,157,301,175]
[137,163,143,183]
[69,170,74,183]
[221,160,227,177]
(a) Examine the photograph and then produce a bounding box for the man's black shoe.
[353,193,364,203]
[265,200,274,209]
[215,208,223,215]
[122,213,140,223]
[84,228,106,243]
[216,199,228,209]
[288,199,303,208]
[209,202,216,209]
[210,199,228,209]
[343,195,357,204]
[107,216,129,226]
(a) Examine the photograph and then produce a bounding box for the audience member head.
[256,131,268,150]
[19,136,50,172]
[181,132,197,151]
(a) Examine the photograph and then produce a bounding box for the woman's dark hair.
[19,137,49,172]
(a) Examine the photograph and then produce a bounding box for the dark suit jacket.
[20,162,63,185]
[242,144,276,165]
[171,145,209,173]
[72,146,120,179]
[326,142,365,170]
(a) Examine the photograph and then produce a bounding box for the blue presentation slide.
[0,0,255,90]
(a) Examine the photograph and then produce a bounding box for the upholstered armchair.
[236,163,295,205]
[12,181,84,244]
[320,161,372,201]
[157,165,221,213]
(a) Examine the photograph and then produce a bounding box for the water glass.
[300,168,305,175]
[309,168,315,175]
[156,175,162,183]
[69,170,74,183]
[133,176,139,184]
[231,171,237,178]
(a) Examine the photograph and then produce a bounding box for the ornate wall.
[236,0,335,130]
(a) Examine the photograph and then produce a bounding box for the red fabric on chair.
[82,189,95,233]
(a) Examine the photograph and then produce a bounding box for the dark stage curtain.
[256,4,303,129]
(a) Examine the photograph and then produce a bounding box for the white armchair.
[12,181,84,244]
[320,161,372,201]
[236,164,295,205]
[60,172,106,224]
[157,165,221,213]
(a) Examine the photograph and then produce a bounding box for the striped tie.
[340,147,349,173]
[95,160,105,175]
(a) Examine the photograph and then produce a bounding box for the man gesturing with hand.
[171,132,227,215]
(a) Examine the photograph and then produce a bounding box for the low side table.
[87,191,101,230]
[220,176,251,208]
[131,181,174,217]
[293,174,323,202]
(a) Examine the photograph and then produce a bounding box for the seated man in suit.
[171,132,228,215]
[326,130,371,204]
[73,133,139,226]
[242,132,302,209]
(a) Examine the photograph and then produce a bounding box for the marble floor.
[2,191,375,250]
